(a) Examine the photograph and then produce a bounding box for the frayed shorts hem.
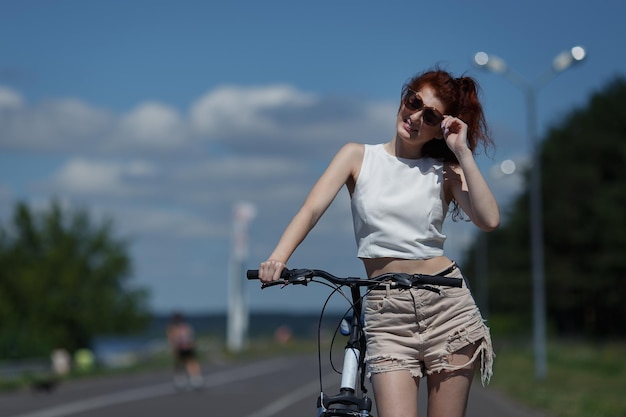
[365,334,494,385]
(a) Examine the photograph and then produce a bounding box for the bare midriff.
[362,256,453,278]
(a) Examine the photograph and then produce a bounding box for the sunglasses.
[402,90,444,126]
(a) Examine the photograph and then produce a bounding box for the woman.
[258,68,499,417]
[166,312,204,389]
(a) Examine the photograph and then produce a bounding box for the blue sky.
[1,0,625,314]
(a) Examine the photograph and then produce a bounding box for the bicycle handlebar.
[246,268,462,289]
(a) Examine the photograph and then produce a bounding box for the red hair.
[402,67,494,162]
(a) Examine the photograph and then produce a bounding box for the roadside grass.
[490,339,626,417]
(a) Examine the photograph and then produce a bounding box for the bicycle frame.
[317,284,373,417]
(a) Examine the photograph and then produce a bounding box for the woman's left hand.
[441,116,470,156]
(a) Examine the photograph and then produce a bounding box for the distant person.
[51,348,71,376]
[167,312,204,389]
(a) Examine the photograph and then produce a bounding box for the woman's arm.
[259,143,364,282]
[446,157,500,231]
[442,116,500,231]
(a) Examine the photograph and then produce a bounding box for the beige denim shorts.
[363,263,494,385]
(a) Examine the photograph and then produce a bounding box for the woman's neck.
[386,137,423,159]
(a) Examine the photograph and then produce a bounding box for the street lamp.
[473,46,586,380]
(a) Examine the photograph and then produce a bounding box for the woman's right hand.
[258,259,286,283]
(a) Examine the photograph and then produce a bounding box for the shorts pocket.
[364,294,389,314]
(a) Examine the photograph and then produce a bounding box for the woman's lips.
[404,117,418,133]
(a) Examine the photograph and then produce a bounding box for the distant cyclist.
[167,312,204,389]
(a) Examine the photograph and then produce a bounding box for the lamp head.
[553,46,586,72]
[473,52,508,74]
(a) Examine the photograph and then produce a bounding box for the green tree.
[0,200,150,359]
[464,76,626,339]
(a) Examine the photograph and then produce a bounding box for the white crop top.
[351,144,449,259]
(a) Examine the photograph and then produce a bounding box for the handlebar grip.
[246,269,292,280]
[419,275,463,288]
[246,270,260,280]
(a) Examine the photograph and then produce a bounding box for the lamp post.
[227,202,256,352]
[473,46,586,380]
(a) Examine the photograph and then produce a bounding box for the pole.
[526,89,547,379]
[227,202,256,352]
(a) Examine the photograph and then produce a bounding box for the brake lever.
[260,269,312,289]
[393,273,413,289]
[260,280,286,289]
[288,275,310,285]
[285,268,313,286]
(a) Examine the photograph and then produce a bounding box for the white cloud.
[50,157,158,196]
[189,84,395,157]
[189,84,316,137]
[0,84,395,159]
[0,97,113,151]
[0,86,24,110]
[106,101,187,151]
[126,160,158,177]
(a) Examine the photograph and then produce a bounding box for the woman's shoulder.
[336,142,366,162]
[341,142,366,153]
[338,142,387,157]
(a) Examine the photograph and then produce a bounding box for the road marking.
[7,358,292,417]
[242,371,337,417]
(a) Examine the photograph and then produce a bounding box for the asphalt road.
[1,355,549,417]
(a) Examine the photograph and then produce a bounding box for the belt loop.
[385,283,390,298]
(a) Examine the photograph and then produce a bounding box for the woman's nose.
[409,110,423,122]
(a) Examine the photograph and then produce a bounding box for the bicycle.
[247,267,463,417]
